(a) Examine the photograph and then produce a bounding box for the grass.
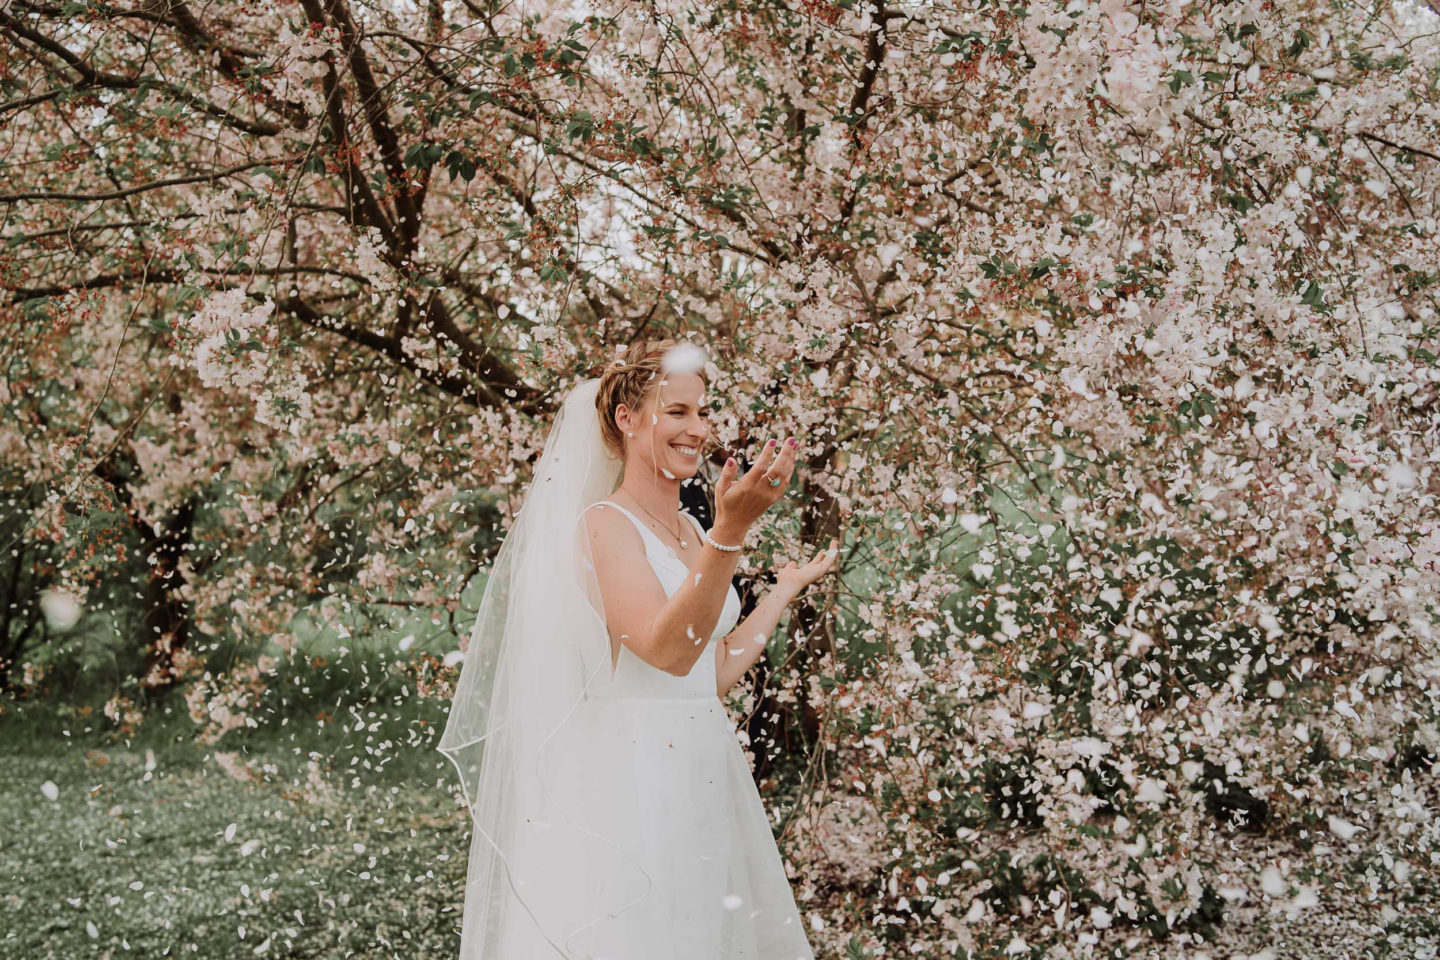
[0,699,472,960]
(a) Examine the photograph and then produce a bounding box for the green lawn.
[0,707,470,960]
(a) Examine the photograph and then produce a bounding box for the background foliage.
[3,0,1439,956]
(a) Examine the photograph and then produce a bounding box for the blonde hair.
[595,339,711,462]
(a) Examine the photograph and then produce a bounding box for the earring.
[626,432,634,437]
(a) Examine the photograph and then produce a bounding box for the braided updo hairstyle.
[595,339,710,462]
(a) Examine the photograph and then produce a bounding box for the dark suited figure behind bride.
[439,339,841,959]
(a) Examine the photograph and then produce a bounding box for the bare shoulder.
[582,502,643,558]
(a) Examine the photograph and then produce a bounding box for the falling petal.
[662,342,708,374]
[1136,778,1167,804]
[1328,816,1363,840]
[39,589,82,632]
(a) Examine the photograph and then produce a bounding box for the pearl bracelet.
[704,531,743,552]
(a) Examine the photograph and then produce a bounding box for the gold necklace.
[622,493,689,549]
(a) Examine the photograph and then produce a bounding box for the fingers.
[761,437,797,489]
[793,538,841,578]
[716,456,737,499]
[816,538,841,571]
[778,437,798,476]
[750,437,779,476]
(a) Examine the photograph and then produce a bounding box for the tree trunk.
[747,466,843,780]
[136,495,198,695]
[0,486,49,696]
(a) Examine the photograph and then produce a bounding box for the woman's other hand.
[775,537,842,596]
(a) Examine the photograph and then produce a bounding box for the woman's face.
[616,371,711,479]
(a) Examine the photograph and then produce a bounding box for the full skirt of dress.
[459,694,815,960]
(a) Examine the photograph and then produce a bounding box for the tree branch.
[1358,130,1440,164]
[324,0,423,248]
[0,155,304,203]
[0,9,287,136]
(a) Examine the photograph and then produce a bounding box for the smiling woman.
[662,399,710,463]
[595,339,712,470]
[439,341,837,959]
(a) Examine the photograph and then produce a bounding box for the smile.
[671,444,699,456]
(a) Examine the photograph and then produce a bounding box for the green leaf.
[565,110,595,142]
[19,297,54,320]
[1224,193,1254,213]
[934,33,983,56]
[1167,70,1194,93]
[979,254,1018,279]
[445,150,477,182]
[1299,279,1329,312]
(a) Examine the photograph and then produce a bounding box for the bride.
[439,339,841,959]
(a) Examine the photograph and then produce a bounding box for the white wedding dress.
[470,499,815,960]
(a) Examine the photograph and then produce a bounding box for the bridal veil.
[438,376,648,958]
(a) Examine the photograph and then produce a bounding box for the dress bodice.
[586,499,742,700]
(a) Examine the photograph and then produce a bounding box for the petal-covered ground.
[0,743,467,960]
[3,733,1436,960]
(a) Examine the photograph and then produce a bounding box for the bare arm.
[715,582,799,698]
[585,505,750,677]
[715,534,842,698]
[586,437,799,677]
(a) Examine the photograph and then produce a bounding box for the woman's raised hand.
[713,437,798,533]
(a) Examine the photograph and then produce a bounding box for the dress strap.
[679,510,706,540]
[591,499,666,552]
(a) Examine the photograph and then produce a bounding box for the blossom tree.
[3,0,1438,954]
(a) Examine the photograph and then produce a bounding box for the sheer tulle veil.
[438,376,651,958]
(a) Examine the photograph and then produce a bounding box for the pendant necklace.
[627,495,689,549]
